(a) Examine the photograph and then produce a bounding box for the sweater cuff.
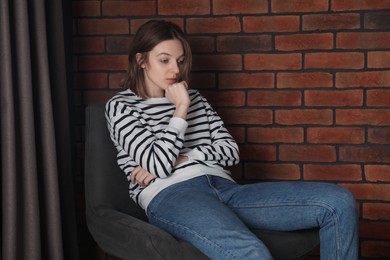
[169,117,188,136]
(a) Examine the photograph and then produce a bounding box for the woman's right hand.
[165,81,190,119]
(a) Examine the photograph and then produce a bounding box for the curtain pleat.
[0,0,78,259]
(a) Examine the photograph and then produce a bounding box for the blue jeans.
[147,175,358,260]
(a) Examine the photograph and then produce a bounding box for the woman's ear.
[136,53,145,68]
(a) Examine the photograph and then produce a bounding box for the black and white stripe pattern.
[105,89,240,205]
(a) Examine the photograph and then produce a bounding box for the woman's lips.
[167,79,177,84]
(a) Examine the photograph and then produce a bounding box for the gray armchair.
[84,104,320,260]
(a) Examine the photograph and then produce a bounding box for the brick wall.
[73,0,390,259]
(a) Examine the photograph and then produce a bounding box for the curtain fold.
[0,0,78,259]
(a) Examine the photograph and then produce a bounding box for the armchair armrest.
[86,206,208,260]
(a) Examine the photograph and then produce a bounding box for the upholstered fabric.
[84,104,319,260]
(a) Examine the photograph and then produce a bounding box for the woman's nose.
[171,61,180,74]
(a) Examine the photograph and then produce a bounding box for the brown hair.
[121,20,192,98]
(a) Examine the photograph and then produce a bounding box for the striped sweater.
[105,89,240,209]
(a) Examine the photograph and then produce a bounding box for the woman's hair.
[121,20,192,98]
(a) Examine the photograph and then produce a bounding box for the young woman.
[105,20,358,259]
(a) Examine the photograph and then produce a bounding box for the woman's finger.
[137,171,156,187]
[143,175,156,187]
[130,166,142,183]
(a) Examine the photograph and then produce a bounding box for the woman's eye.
[178,59,184,64]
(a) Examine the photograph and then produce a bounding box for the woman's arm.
[185,96,240,167]
[105,83,190,178]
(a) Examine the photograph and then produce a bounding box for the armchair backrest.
[84,104,147,221]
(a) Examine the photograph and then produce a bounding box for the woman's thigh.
[211,177,358,259]
[214,179,357,231]
[147,176,273,259]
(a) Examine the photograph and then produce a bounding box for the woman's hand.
[165,81,190,119]
[131,166,156,187]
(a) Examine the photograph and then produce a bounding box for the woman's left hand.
[130,166,156,187]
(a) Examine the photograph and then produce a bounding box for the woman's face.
[140,39,185,98]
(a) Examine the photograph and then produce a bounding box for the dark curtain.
[0,0,78,259]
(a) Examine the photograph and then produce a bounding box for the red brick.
[305,90,363,107]
[361,241,390,258]
[336,109,390,125]
[341,183,390,200]
[367,89,390,106]
[191,73,216,89]
[200,91,245,107]
[102,1,155,16]
[73,37,105,53]
[272,0,328,13]
[248,90,301,107]
[302,13,360,31]
[359,221,390,239]
[106,36,132,53]
[130,18,184,34]
[305,52,364,69]
[108,73,126,89]
[219,73,274,89]
[213,0,268,15]
[245,163,301,180]
[243,16,300,33]
[72,1,100,17]
[276,109,333,125]
[245,54,301,70]
[78,19,129,35]
[364,11,390,30]
[158,0,209,15]
[365,165,390,182]
[363,203,390,220]
[192,54,241,71]
[336,71,390,88]
[276,33,333,51]
[84,90,117,105]
[368,128,390,144]
[277,73,333,88]
[79,55,128,71]
[239,145,276,161]
[247,127,304,143]
[217,35,272,52]
[368,51,390,68]
[304,164,362,181]
[188,36,215,53]
[279,145,336,162]
[217,108,273,125]
[187,17,241,34]
[337,32,390,49]
[332,0,390,11]
[307,127,365,144]
[339,146,390,163]
[74,73,108,89]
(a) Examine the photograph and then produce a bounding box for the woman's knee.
[323,184,357,220]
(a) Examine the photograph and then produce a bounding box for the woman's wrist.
[173,104,189,119]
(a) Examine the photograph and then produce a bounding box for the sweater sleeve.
[105,99,188,178]
[184,96,240,167]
